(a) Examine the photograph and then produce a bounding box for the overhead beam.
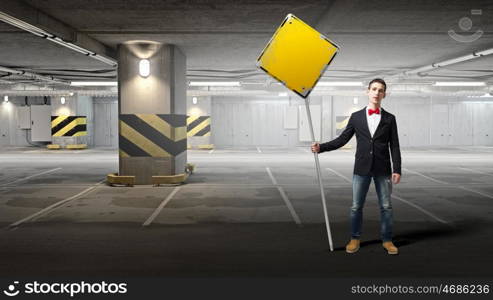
[0,0,116,60]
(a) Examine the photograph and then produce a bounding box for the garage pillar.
[117,42,187,184]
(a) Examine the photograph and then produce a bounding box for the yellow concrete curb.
[152,173,189,186]
[66,144,88,150]
[107,173,135,186]
[198,144,214,150]
[47,144,61,150]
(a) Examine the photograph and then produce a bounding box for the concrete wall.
[1,94,493,148]
[384,95,493,147]
[211,96,301,147]
[0,95,95,147]
[209,95,493,148]
[93,97,118,148]
[210,95,350,148]
[77,96,94,146]
[0,96,49,146]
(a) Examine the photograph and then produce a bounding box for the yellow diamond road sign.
[257,14,339,98]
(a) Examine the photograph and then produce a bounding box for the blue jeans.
[351,174,393,242]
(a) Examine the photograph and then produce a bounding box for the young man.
[311,78,402,255]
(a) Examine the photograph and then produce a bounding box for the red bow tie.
[368,108,380,116]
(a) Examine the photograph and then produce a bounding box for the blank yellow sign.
[257,14,339,98]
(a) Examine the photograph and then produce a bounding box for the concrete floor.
[0,146,492,277]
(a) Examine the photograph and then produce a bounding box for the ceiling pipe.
[0,65,70,85]
[0,11,117,67]
[403,47,493,77]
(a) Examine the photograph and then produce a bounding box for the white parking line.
[0,167,62,186]
[8,179,105,228]
[392,194,449,225]
[277,186,301,225]
[143,186,181,226]
[256,146,262,153]
[69,182,488,189]
[457,186,493,199]
[324,166,449,224]
[326,168,352,183]
[327,166,450,225]
[265,167,302,225]
[403,168,448,185]
[208,149,214,154]
[405,167,493,199]
[265,167,278,185]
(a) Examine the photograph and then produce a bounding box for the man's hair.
[368,78,387,92]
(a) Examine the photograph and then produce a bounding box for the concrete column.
[118,42,187,184]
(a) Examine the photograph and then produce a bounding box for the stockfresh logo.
[448,9,483,43]
[3,281,20,297]
[3,280,127,297]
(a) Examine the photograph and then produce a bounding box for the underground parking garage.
[0,0,493,298]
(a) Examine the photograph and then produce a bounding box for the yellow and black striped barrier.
[119,114,187,158]
[51,116,87,137]
[187,116,211,137]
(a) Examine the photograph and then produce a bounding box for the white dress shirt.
[366,106,381,137]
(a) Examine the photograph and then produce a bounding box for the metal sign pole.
[304,97,334,252]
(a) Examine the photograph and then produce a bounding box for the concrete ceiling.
[0,0,493,90]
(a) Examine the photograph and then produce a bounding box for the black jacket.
[320,107,401,176]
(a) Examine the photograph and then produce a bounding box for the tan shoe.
[382,241,398,255]
[345,239,360,253]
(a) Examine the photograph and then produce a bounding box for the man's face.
[367,82,386,105]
